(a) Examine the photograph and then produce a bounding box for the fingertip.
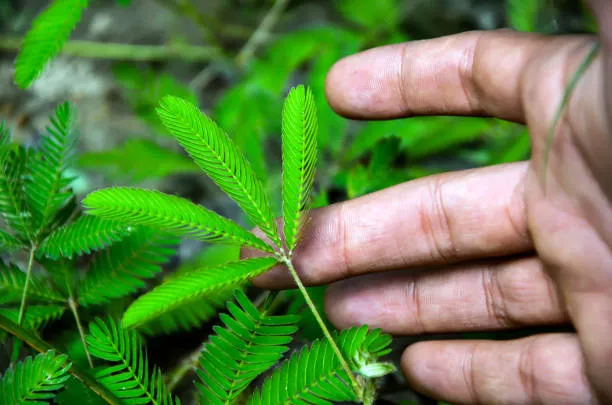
[324,47,400,119]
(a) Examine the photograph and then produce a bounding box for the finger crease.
[398,43,411,114]
[458,32,483,114]
[425,177,458,263]
[464,342,481,404]
[482,267,514,328]
[518,338,538,404]
[336,203,353,279]
[406,279,426,334]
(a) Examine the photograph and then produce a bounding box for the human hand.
[250,2,612,404]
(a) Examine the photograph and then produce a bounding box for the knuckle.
[404,278,427,334]
[421,177,458,263]
[482,268,516,328]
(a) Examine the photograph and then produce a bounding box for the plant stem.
[190,0,289,91]
[17,246,36,325]
[68,297,94,368]
[279,255,363,398]
[153,0,251,41]
[0,36,220,62]
[236,0,290,66]
[0,314,122,405]
[166,344,202,392]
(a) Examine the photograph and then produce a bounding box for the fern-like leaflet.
[196,290,300,404]
[83,187,273,252]
[157,96,281,247]
[78,229,178,306]
[248,326,394,405]
[0,140,31,241]
[86,318,180,405]
[0,261,65,305]
[0,350,71,404]
[2,304,66,330]
[281,85,318,253]
[122,257,279,328]
[39,214,130,259]
[138,290,233,336]
[25,101,77,237]
[14,0,89,88]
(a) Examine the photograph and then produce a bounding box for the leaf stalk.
[17,246,37,325]
[278,254,363,399]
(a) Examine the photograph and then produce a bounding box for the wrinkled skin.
[246,1,612,403]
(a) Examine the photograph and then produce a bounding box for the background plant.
[0,0,598,404]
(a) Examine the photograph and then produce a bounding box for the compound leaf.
[196,290,299,404]
[25,102,77,236]
[0,350,71,404]
[86,318,179,405]
[248,326,393,405]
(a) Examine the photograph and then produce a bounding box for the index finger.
[325,30,559,122]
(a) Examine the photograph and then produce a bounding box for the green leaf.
[84,187,273,252]
[78,229,178,307]
[0,144,31,240]
[78,138,200,182]
[14,0,89,88]
[507,0,540,31]
[281,85,318,253]
[0,261,66,305]
[25,101,77,236]
[157,96,281,247]
[248,326,393,405]
[0,229,21,253]
[336,0,400,29]
[215,84,277,183]
[86,318,180,405]
[0,350,71,404]
[137,290,233,336]
[0,121,10,148]
[0,314,122,405]
[39,215,130,259]
[122,257,279,328]
[196,290,299,405]
[2,304,66,330]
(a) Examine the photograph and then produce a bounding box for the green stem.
[0,36,220,62]
[236,0,290,66]
[541,41,600,188]
[68,297,94,368]
[171,0,220,46]
[17,246,36,325]
[166,345,201,392]
[279,255,363,398]
[0,314,122,405]
[153,0,251,41]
